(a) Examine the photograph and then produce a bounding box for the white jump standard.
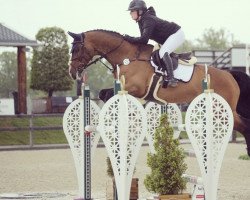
[63,73,234,200]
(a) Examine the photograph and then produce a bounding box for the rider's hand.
[123,34,132,41]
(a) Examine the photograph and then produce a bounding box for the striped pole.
[83,83,91,200]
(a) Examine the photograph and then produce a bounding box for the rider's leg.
[159,28,185,87]
[162,52,178,87]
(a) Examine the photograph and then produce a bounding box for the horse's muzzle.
[69,60,86,80]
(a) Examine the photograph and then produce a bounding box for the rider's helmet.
[127,0,147,12]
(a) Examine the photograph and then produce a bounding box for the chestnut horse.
[68,30,250,156]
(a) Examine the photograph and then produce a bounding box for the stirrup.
[168,78,178,87]
[162,77,178,88]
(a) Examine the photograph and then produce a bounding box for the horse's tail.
[229,70,250,119]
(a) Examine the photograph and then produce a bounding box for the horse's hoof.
[99,88,114,102]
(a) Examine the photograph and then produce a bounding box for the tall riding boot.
[162,52,178,87]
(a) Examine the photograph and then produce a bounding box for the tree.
[177,27,241,52]
[86,59,114,98]
[0,51,17,97]
[195,27,240,50]
[176,40,195,53]
[30,27,73,97]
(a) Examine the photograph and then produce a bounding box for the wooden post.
[17,46,27,114]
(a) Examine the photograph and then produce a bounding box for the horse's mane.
[86,29,124,39]
[85,29,153,52]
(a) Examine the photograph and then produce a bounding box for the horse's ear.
[68,31,82,41]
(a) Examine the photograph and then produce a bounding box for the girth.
[140,73,167,105]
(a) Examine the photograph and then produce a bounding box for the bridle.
[70,38,125,77]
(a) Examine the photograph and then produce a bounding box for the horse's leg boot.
[245,129,250,156]
[162,52,178,87]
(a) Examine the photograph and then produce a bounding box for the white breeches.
[159,28,185,58]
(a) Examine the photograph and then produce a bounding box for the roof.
[0,23,39,47]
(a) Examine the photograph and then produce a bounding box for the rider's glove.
[123,34,132,41]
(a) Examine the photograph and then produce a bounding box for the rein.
[83,38,125,73]
[84,56,113,71]
[116,45,151,67]
[89,40,151,73]
[72,35,151,77]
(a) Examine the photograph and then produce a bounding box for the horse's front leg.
[119,63,150,98]
[123,76,148,98]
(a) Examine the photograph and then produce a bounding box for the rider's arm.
[124,18,155,44]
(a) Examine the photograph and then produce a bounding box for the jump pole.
[82,83,92,200]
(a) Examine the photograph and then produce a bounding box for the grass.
[239,154,250,160]
[0,112,244,146]
[0,116,67,145]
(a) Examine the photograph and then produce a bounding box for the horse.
[68,29,250,156]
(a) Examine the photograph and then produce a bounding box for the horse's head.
[68,31,94,79]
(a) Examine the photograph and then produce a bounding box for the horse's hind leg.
[233,111,250,156]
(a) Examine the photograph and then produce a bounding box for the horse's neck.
[89,32,150,65]
[87,32,154,73]
[89,32,122,54]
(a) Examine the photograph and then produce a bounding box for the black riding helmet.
[127,0,147,12]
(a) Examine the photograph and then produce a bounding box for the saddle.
[151,49,195,72]
[144,49,197,104]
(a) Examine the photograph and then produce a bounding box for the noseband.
[70,41,91,75]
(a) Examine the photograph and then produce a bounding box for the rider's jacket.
[124,7,181,44]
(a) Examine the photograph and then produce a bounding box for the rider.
[124,0,185,87]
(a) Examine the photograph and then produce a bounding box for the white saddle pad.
[150,61,194,82]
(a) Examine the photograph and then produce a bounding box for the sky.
[1,0,250,47]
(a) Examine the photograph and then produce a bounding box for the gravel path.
[0,143,249,200]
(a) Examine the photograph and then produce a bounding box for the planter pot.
[159,193,191,200]
[129,178,139,200]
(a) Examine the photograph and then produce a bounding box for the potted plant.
[144,114,190,200]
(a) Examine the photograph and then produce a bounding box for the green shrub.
[144,114,187,195]
[239,154,250,160]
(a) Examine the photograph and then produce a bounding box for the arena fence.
[0,113,65,150]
